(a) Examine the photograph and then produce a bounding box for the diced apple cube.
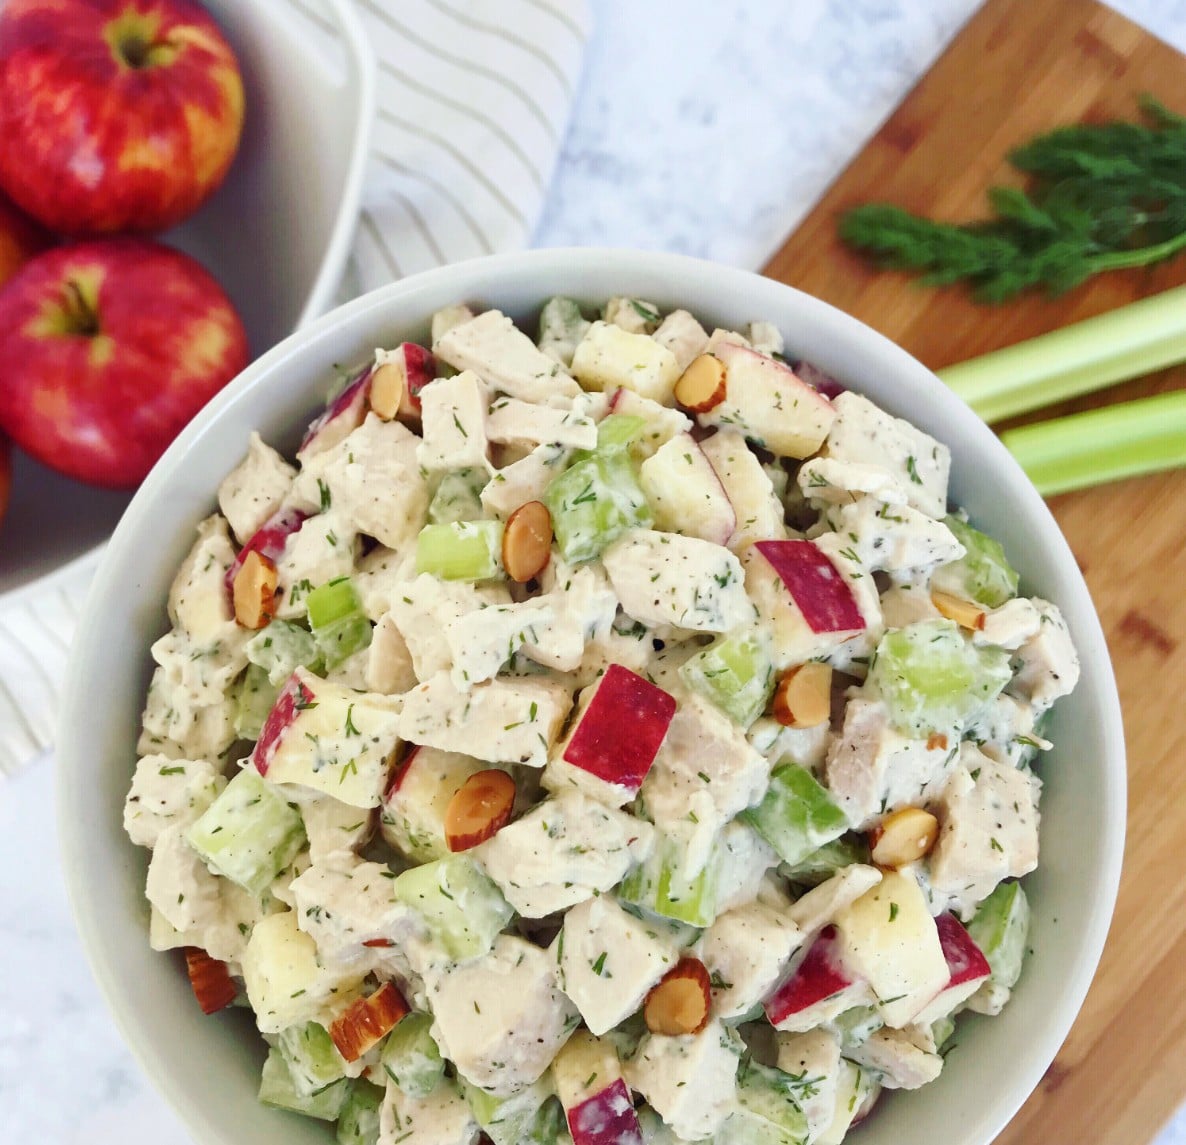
[224,505,311,602]
[652,308,709,373]
[372,341,436,420]
[846,1025,943,1090]
[817,1059,875,1145]
[218,432,297,547]
[697,341,835,459]
[571,321,681,404]
[774,1028,843,1142]
[754,539,864,634]
[699,428,787,550]
[910,913,992,1025]
[240,911,367,1034]
[832,868,949,1028]
[638,433,736,544]
[607,387,692,461]
[559,895,678,1035]
[298,364,373,461]
[764,924,873,1032]
[786,864,882,937]
[554,1033,644,1145]
[424,934,578,1096]
[251,668,401,808]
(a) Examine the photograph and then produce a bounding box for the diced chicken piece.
[653,308,709,373]
[604,295,661,334]
[845,1025,943,1090]
[697,900,802,1019]
[567,622,654,691]
[638,433,736,545]
[149,627,250,710]
[353,544,418,622]
[486,392,599,451]
[380,1077,480,1145]
[788,865,883,937]
[798,457,912,510]
[700,428,787,550]
[424,934,578,1096]
[124,754,225,848]
[747,716,833,772]
[1011,599,1080,712]
[147,877,272,966]
[444,599,555,690]
[217,433,298,545]
[698,341,835,460]
[241,910,367,1034]
[560,895,679,1034]
[273,512,356,620]
[571,320,681,404]
[775,1028,843,1141]
[167,515,238,641]
[365,613,418,694]
[713,819,780,915]
[388,574,511,681]
[480,441,572,518]
[398,672,571,768]
[289,855,420,968]
[417,371,491,473]
[138,677,237,763]
[828,498,964,574]
[521,558,619,673]
[823,698,953,830]
[475,791,653,917]
[144,823,223,934]
[820,393,951,519]
[625,1021,743,1140]
[289,414,429,550]
[293,793,375,863]
[928,746,1040,908]
[640,692,769,876]
[608,387,693,462]
[746,320,785,358]
[704,327,751,353]
[603,529,753,635]
[434,308,582,403]
[430,303,474,346]
[973,596,1042,651]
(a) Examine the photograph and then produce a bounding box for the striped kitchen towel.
[0,0,591,776]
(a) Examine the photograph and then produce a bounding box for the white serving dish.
[0,0,375,607]
[57,248,1126,1145]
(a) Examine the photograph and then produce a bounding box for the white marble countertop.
[4,1,1186,1141]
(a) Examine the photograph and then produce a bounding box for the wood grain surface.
[763,1,1186,1142]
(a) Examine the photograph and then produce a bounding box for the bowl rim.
[0,0,377,613]
[56,247,1127,1145]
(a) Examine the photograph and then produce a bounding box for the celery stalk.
[415,520,504,581]
[1002,390,1186,496]
[937,284,1186,423]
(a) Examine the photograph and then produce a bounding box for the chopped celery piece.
[618,834,717,927]
[336,1079,384,1145]
[679,629,775,728]
[637,1104,685,1145]
[538,295,589,344]
[258,1047,349,1120]
[306,578,372,670]
[185,767,305,896]
[462,1078,562,1145]
[602,1010,649,1065]
[542,448,652,563]
[868,618,1012,736]
[966,880,1030,990]
[428,467,487,525]
[780,834,870,885]
[742,763,848,867]
[932,515,1019,607]
[380,1011,444,1099]
[245,619,321,686]
[931,1014,957,1051]
[393,854,513,959]
[730,1059,810,1145]
[597,412,648,449]
[415,520,504,581]
[236,663,278,741]
[276,1021,348,1096]
[829,1004,884,1052]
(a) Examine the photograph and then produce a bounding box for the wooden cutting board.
[763,1,1186,1142]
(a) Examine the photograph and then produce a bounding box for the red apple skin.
[0,187,51,288]
[0,238,249,488]
[252,672,317,778]
[755,539,864,634]
[764,924,854,1027]
[0,0,245,235]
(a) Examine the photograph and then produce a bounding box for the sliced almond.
[674,354,727,413]
[502,500,553,583]
[369,361,406,421]
[926,731,948,752]
[445,768,516,851]
[183,947,237,1015]
[644,956,712,1036]
[232,550,277,629]
[330,982,410,1062]
[772,662,832,728]
[931,589,986,631]
[869,806,940,868]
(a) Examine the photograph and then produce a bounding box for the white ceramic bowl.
[58,249,1126,1145]
[0,0,375,606]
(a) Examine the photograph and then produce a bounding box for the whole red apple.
[0,239,248,488]
[0,0,244,236]
[0,187,51,289]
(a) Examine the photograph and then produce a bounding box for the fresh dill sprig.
[839,96,1186,301]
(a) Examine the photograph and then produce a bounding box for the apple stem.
[64,280,100,337]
